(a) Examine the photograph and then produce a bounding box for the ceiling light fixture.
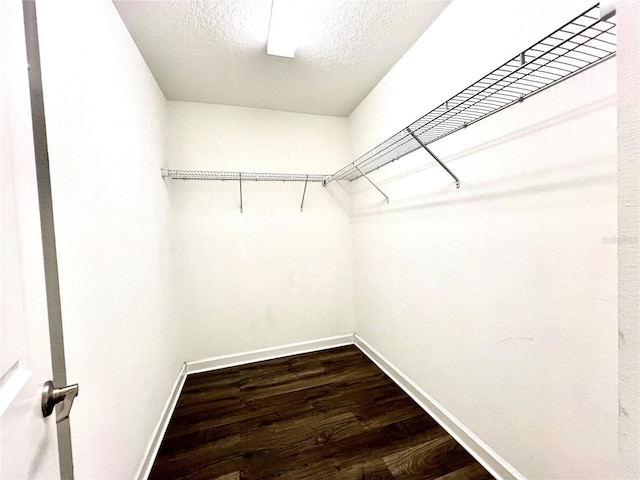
[267,0,298,58]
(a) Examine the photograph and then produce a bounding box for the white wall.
[166,102,355,361]
[617,1,640,477]
[348,1,617,478]
[35,1,182,478]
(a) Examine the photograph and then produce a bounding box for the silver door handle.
[41,380,79,423]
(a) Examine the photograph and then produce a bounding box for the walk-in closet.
[1,0,638,479]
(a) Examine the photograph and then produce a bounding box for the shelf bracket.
[300,175,309,212]
[239,172,243,213]
[406,128,460,188]
[354,164,389,204]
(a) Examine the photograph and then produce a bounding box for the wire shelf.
[326,3,616,184]
[162,169,329,183]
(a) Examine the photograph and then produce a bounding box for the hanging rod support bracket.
[406,128,460,188]
[354,164,389,204]
[300,176,309,212]
[239,172,243,213]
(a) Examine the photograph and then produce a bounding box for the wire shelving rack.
[161,169,329,212]
[162,4,617,207]
[324,3,617,187]
[161,169,328,183]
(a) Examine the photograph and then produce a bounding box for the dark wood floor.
[149,345,493,479]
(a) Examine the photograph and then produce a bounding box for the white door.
[0,0,60,477]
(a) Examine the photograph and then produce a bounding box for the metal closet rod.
[323,2,617,191]
[161,169,330,213]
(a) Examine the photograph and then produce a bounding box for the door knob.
[41,380,78,423]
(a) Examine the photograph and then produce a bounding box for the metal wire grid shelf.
[324,3,617,187]
[161,169,328,183]
[161,169,330,212]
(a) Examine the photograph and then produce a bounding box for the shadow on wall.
[350,156,615,218]
[324,180,352,218]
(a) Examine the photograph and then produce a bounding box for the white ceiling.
[113,0,450,117]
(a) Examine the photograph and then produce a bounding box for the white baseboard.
[185,334,355,374]
[354,334,525,480]
[134,363,187,480]
[135,333,520,480]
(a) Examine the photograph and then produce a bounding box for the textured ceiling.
[113,0,450,116]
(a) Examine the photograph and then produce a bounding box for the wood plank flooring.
[149,346,493,479]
